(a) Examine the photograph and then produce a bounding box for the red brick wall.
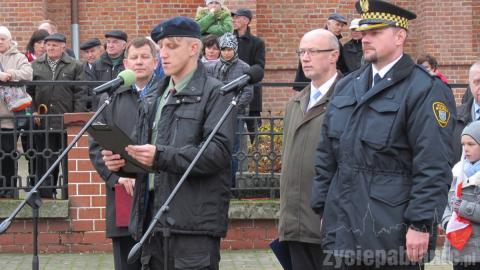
[0,0,46,47]
[1,0,478,111]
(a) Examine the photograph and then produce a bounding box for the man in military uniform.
[310,0,456,269]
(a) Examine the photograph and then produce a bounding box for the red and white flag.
[446,156,472,250]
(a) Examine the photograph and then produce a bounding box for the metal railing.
[0,113,283,200]
[231,116,283,199]
[0,80,468,200]
[0,114,67,199]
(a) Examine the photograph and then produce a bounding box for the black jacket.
[129,64,235,240]
[87,52,125,109]
[453,97,474,163]
[311,55,456,263]
[88,80,159,238]
[235,27,265,112]
[30,53,86,129]
[83,63,96,111]
[342,39,363,73]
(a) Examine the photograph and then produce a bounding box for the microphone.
[219,65,264,95]
[93,69,136,95]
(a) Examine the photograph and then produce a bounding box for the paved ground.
[0,249,454,270]
[0,250,283,270]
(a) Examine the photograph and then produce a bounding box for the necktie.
[169,88,177,96]
[373,73,382,87]
[476,108,480,121]
[307,91,322,111]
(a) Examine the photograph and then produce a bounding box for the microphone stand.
[0,92,116,270]
[127,87,245,267]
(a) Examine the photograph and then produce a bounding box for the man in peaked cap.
[342,18,364,73]
[101,16,234,270]
[30,32,86,199]
[231,8,266,144]
[80,38,102,67]
[86,30,127,110]
[311,0,456,269]
[80,38,103,87]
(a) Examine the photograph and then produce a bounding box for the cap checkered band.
[362,12,409,29]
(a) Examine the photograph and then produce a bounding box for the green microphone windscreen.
[118,69,136,87]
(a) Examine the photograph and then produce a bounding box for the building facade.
[1,0,478,111]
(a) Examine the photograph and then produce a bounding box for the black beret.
[231,8,253,21]
[44,33,66,43]
[80,38,101,50]
[150,16,201,43]
[355,0,417,30]
[105,30,128,42]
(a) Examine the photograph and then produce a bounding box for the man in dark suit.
[453,61,480,162]
[88,37,159,270]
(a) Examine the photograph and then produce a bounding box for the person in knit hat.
[204,32,253,187]
[195,0,233,37]
[0,25,33,198]
[442,120,480,270]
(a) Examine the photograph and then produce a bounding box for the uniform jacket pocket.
[369,174,410,207]
[361,99,399,150]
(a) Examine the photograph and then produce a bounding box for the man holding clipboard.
[102,17,234,270]
[88,37,160,270]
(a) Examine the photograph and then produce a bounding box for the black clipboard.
[87,122,154,174]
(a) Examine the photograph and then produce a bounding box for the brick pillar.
[64,112,112,252]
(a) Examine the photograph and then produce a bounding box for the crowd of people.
[0,0,479,269]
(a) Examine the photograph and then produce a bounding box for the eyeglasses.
[296,48,335,57]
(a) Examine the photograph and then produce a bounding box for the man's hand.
[406,228,429,262]
[125,144,156,167]
[101,150,126,172]
[118,177,135,196]
[0,72,12,82]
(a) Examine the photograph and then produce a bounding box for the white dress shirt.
[371,54,403,86]
[307,73,338,111]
